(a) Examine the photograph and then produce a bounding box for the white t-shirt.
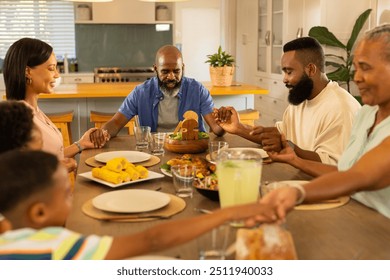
[276,81,361,165]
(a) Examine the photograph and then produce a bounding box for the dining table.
[66,133,390,260]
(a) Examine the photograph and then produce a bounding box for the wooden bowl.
[164,138,209,154]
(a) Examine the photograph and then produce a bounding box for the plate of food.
[160,154,219,201]
[92,189,171,213]
[94,151,151,164]
[79,170,164,188]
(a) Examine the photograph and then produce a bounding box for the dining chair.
[90,110,135,135]
[46,110,75,191]
[47,111,74,147]
[237,109,260,126]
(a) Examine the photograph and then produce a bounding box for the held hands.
[212,106,240,134]
[250,126,282,152]
[81,128,110,149]
[256,187,299,223]
[267,134,297,164]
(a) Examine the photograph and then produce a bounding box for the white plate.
[229,147,268,159]
[160,168,172,177]
[79,170,164,188]
[94,151,151,164]
[92,189,171,213]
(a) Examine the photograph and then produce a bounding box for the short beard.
[157,75,182,96]
[287,73,314,105]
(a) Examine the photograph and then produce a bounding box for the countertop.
[2,82,268,99]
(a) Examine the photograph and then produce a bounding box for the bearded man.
[91,45,225,140]
[214,37,361,164]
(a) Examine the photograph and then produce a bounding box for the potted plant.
[205,46,235,86]
[308,9,372,96]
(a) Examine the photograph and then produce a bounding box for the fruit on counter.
[92,157,149,184]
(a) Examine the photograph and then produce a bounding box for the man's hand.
[61,157,78,173]
[212,106,240,134]
[267,134,297,164]
[83,128,110,149]
[250,126,282,152]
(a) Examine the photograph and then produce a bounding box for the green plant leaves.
[205,46,235,67]
[308,9,372,92]
[347,9,372,51]
[308,27,346,49]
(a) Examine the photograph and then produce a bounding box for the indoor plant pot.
[206,46,235,87]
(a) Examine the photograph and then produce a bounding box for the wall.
[75,24,173,71]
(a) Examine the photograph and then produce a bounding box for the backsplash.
[75,24,173,72]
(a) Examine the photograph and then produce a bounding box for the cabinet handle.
[273,81,277,84]
[75,78,82,82]
[265,31,270,46]
[273,100,277,104]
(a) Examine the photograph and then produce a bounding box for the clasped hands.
[212,106,283,152]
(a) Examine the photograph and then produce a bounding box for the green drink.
[217,149,262,210]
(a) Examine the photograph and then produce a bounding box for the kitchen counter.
[1,82,268,140]
[35,82,268,99]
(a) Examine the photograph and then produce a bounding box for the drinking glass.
[171,165,196,198]
[216,148,263,226]
[208,141,229,162]
[150,132,167,156]
[134,126,151,150]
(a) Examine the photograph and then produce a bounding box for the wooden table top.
[66,134,390,260]
[0,82,268,99]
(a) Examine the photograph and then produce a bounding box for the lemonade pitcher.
[216,149,263,210]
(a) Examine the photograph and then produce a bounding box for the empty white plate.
[79,170,165,188]
[94,151,151,163]
[229,147,268,159]
[92,189,171,213]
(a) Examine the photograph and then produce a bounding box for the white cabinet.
[74,0,174,24]
[61,73,94,84]
[254,75,288,127]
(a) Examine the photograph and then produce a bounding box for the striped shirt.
[0,227,113,260]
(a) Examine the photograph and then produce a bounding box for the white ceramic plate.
[261,180,309,197]
[160,168,172,177]
[94,151,151,164]
[92,189,171,213]
[229,147,269,159]
[79,170,164,188]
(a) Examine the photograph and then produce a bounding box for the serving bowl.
[193,176,219,201]
[194,185,219,201]
[164,138,209,154]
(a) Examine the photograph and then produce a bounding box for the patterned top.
[0,227,112,260]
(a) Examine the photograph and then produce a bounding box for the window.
[0,0,75,61]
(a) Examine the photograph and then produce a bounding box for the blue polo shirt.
[118,77,214,132]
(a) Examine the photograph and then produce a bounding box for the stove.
[94,67,155,83]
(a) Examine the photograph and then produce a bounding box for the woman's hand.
[61,157,78,173]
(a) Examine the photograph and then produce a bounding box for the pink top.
[23,101,64,159]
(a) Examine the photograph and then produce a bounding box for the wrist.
[74,141,84,154]
[289,184,306,205]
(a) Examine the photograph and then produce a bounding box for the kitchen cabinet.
[255,75,288,127]
[74,0,174,24]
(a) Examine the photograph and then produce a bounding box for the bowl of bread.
[164,111,209,154]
